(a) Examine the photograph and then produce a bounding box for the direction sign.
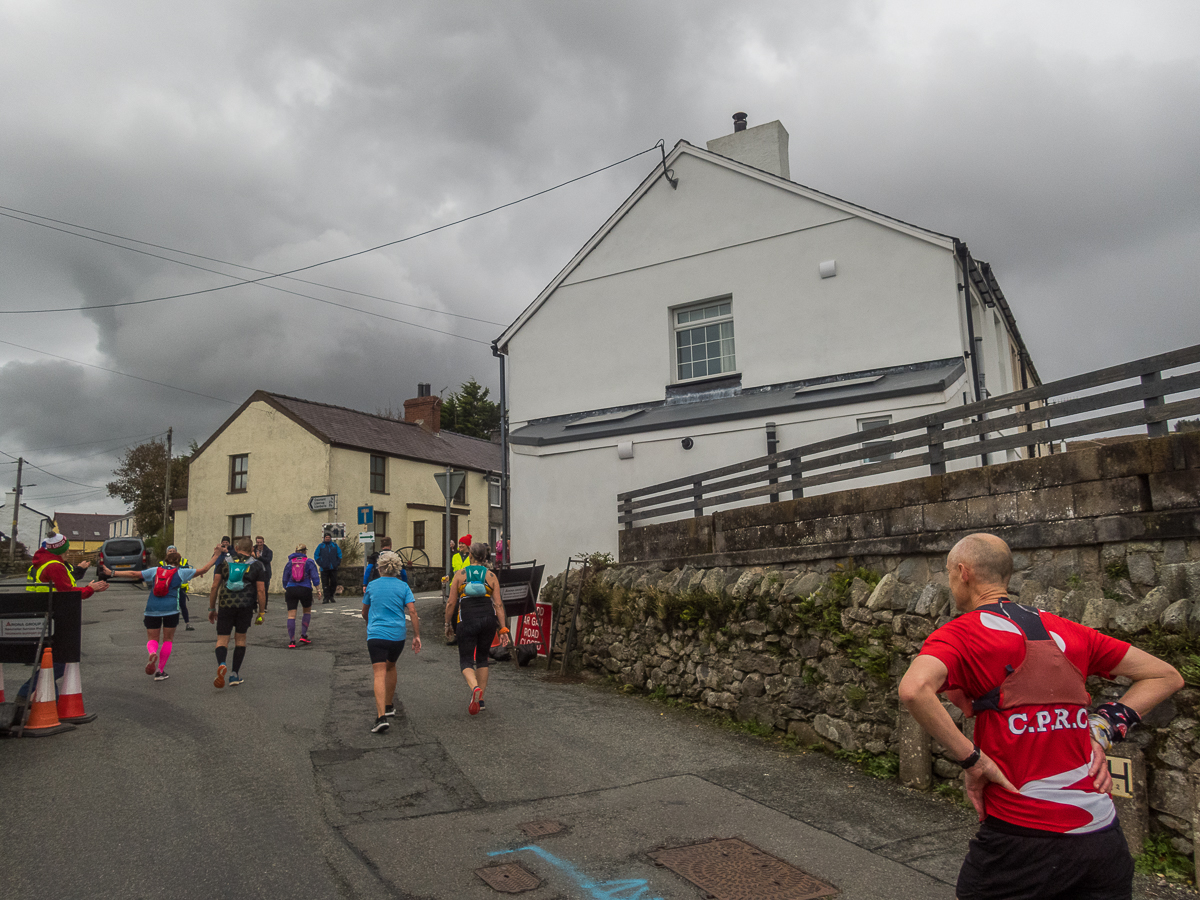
[309,494,337,512]
[358,531,375,544]
[357,505,374,525]
[433,471,465,501]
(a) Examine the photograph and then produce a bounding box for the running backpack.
[463,565,488,598]
[225,559,251,591]
[152,565,177,597]
[289,556,307,583]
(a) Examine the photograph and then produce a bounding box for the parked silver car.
[98,536,150,581]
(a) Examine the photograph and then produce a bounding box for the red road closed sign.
[518,601,553,658]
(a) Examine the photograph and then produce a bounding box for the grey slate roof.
[54,512,121,540]
[510,359,966,447]
[196,391,501,475]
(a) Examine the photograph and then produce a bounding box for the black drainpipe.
[491,340,510,567]
[954,240,988,465]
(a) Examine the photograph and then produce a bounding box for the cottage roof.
[53,512,121,540]
[194,391,501,475]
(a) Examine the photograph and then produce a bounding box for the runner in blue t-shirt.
[107,546,222,681]
[361,551,422,733]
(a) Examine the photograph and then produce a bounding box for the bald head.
[948,534,1013,587]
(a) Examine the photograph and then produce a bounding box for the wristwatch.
[956,746,982,769]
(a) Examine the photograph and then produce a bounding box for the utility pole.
[161,427,172,540]
[443,465,452,580]
[8,457,22,565]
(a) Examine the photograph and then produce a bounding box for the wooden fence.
[618,343,1200,529]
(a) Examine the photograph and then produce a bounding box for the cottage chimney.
[706,113,790,180]
[404,383,442,433]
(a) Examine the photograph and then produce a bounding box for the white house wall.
[512,378,970,569]
[507,153,965,426]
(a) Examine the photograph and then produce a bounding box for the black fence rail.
[618,343,1200,529]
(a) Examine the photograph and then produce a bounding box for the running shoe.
[214,663,227,689]
[145,653,157,675]
[384,704,395,717]
[228,672,243,686]
[371,716,389,733]
[288,640,296,649]
[299,635,311,644]
[478,699,486,711]
[154,671,170,681]
[185,624,195,631]
[469,686,483,716]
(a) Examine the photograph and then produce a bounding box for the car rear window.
[105,540,142,555]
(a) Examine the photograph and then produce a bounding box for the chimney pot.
[404,388,442,433]
[733,112,748,132]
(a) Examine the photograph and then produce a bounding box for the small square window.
[859,417,893,463]
[370,455,386,493]
[673,299,735,382]
[230,514,252,540]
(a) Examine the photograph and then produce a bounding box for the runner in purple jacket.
[282,544,321,648]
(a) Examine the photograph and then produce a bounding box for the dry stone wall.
[543,536,1200,857]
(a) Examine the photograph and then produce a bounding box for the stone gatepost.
[1109,748,1148,856]
[898,706,931,789]
[1189,759,1200,879]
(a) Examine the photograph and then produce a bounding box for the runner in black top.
[445,542,510,715]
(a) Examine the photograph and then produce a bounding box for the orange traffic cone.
[57,662,97,724]
[23,648,75,737]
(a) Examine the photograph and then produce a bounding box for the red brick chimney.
[404,383,441,433]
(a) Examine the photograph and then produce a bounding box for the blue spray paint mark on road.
[488,844,663,900]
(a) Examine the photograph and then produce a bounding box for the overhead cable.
[0,143,659,317]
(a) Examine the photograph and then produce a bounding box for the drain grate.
[649,838,837,900]
[517,819,565,837]
[475,863,540,893]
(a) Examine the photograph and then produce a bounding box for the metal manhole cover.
[649,838,837,900]
[475,863,540,893]
[518,819,566,837]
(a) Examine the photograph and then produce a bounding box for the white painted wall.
[507,153,964,426]
[511,378,971,570]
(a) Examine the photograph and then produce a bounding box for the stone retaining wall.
[543,536,1200,857]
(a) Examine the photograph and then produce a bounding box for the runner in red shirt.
[899,533,1183,900]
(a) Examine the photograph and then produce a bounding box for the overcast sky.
[2,0,1198,517]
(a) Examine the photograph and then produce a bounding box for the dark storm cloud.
[1,0,1198,512]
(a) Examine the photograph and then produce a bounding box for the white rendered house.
[496,115,1039,571]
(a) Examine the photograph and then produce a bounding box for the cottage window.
[488,477,501,508]
[229,454,248,492]
[412,520,425,551]
[370,455,386,493]
[453,473,466,505]
[674,299,735,381]
[373,512,387,540]
[859,417,893,463]
[230,514,252,540]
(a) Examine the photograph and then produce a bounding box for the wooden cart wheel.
[395,546,429,568]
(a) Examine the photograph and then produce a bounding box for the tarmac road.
[1,578,1193,899]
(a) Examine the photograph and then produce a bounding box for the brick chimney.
[403,383,441,433]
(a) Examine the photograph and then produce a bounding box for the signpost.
[357,506,373,526]
[321,523,346,539]
[517,601,553,658]
[433,468,465,578]
[358,532,375,544]
[309,494,337,512]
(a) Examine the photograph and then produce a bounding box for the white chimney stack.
[706,112,790,180]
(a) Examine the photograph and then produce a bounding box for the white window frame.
[488,477,501,508]
[672,297,736,383]
[858,416,893,463]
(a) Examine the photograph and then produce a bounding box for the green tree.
[1175,418,1200,433]
[440,378,501,439]
[107,439,190,536]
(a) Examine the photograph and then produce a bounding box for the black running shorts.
[285,586,314,611]
[957,818,1134,900]
[457,617,497,670]
[215,605,254,635]
[367,638,405,664]
[143,614,180,630]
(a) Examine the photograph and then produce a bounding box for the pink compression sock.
[147,639,159,659]
[158,640,173,672]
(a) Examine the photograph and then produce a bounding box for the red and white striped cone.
[23,648,74,737]
[56,661,97,724]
